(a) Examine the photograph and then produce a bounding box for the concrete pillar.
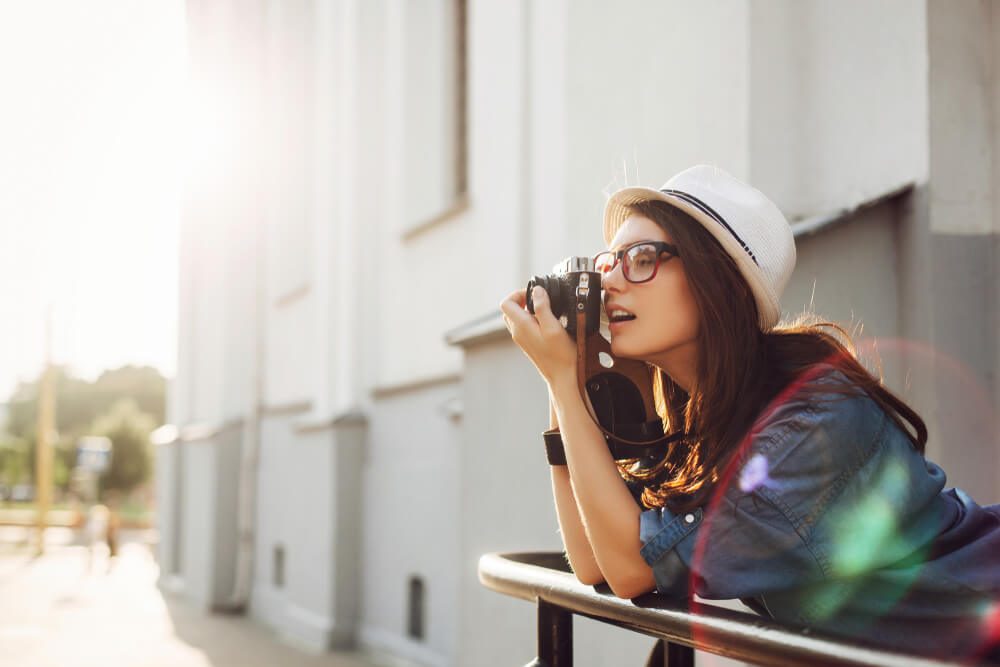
[927,0,1000,502]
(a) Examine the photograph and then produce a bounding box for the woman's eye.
[632,253,654,267]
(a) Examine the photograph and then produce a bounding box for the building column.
[927,0,1000,502]
[311,0,338,419]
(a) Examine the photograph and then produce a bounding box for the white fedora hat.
[603,164,796,331]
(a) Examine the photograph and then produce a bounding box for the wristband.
[543,429,567,465]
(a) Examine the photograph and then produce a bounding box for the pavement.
[0,527,380,667]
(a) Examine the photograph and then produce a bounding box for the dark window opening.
[407,575,426,640]
[273,544,285,588]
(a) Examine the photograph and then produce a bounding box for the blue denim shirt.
[636,364,1000,658]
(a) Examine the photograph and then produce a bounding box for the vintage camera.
[525,256,603,337]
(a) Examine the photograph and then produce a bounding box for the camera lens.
[526,275,564,318]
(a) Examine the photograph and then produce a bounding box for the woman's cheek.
[609,326,647,360]
[631,314,682,358]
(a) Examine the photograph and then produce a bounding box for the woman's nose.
[601,263,624,292]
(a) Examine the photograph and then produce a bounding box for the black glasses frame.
[593,241,680,284]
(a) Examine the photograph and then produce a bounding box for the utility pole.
[35,308,55,556]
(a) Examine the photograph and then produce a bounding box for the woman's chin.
[610,338,660,364]
[609,320,648,359]
[609,338,638,360]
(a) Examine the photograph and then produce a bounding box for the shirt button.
[684,513,695,524]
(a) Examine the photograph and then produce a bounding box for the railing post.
[524,599,572,667]
[645,639,694,667]
[665,641,694,667]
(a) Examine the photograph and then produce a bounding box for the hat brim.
[602,187,780,330]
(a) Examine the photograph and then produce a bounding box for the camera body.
[526,256,602,337]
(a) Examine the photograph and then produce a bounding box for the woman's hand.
[499,286,578,388]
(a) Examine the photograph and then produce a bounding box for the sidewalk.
[0,528,379,667]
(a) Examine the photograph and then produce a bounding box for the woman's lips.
[608,317,634,333]
[606,305,635,320]
[605,303,636,334]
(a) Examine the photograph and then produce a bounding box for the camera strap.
[574,298,687,452]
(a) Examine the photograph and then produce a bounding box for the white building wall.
[176,0,266,429]
[463,0,533,310]
[787,209,902,387]
[250,413,357,649]
[247,0,355,653]
[164,0,264,609]
[564,0,751,255]
[264,296,316,408]
[178,440,215,606]
[748,0,929,218]
[359,381,462,666]
[373,0,482,391]
[186,206,228,425]
[261,0,317,411]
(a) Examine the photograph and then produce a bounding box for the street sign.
[76,436,112,473]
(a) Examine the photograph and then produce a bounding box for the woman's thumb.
[531,286,559,328]
[531,285,549,311]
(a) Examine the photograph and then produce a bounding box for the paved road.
[0,527,378,667]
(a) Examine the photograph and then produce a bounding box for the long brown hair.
[620,200,927,513]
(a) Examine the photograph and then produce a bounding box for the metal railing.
[479,552,995,667]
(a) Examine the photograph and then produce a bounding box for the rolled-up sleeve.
[639,506,702,597]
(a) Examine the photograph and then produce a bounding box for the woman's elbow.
[572,566,605,586]
[607,569,657,599]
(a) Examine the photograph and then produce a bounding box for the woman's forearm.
[549,374,655,598]
[547,396,604,583]
[551,466,604,584]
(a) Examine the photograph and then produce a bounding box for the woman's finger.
[529,286,563,335]
[500,285,577,383]
[499,290,535,337]
[504,288,527,308]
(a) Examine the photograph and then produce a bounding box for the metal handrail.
[479,552,992,667]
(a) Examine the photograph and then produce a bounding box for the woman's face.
[602,214,701,383]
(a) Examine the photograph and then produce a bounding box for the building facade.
[157,2,1000,666]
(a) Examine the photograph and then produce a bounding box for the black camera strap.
[573,288,687,450]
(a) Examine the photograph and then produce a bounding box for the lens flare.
[980,601,1000,653]
[829,461,908,578]
[738,453,770,493]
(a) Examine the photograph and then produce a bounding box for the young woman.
[500,165,1000,660]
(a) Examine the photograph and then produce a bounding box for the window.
[400,0,468,236]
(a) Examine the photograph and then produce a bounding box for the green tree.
[6,365,165,441]
[2,365,166,493]
[0,436,30,487]
[91,366,166,424]
[91,398,156,498]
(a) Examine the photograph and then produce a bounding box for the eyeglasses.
[593,241,679,284]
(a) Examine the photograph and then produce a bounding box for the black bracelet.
[543,429,567,465]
